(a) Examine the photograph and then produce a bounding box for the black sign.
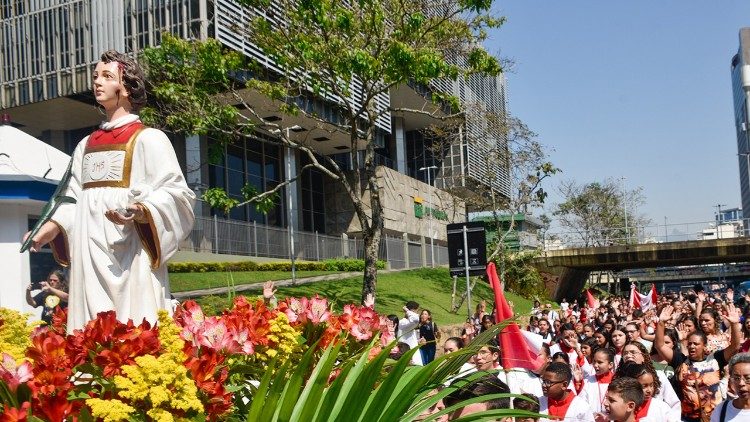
[447,222,487,276]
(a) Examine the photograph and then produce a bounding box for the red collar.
[88,121,143,148]
[635,397,651,421]
[595,371,614,383]
[548,391,575,419]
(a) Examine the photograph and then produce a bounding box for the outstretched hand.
[105,204,146,225]
[263,281,277,300]
[697,291,707,303]
[676,322,689,341]
[364,293,375,309]
[659,305,674,323]
[723,303,741,325]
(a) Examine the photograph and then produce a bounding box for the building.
[716,206,743,224]
[0,1,510,290]
[700,206,745,240]
[732,28,750,229]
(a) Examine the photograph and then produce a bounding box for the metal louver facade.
[0,0,206,110]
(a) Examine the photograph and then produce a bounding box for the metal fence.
[543,219,750,249]
[179,216,449,268]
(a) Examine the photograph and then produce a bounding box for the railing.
[543,219,750,249]
[179,216,449,268]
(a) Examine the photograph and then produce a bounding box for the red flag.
[629,283,657,311]
[586,289,599,309]
[486,262,538,370]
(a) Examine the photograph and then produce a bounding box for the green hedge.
[167,258,386,273]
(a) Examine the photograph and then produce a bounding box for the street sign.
[447,221,487,276]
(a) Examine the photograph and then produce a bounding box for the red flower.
[30,390,77,422]
[1,402,29,422]
[66,312,160,376]
[49,306,68,334]
[184,349,232,417]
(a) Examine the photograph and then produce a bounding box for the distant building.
[700,206,745,240]
[717,207,743,224]
[700,222,744,240]
[470,213,544,251]
[731,28,750,228]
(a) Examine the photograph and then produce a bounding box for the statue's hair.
[99,50,147,111]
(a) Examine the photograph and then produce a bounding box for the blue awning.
[0,180,57,201]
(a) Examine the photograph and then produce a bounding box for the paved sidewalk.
[172,268,406,299]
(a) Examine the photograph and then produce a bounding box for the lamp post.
[742,64,750,236]
[273,125,303,283]
[419,165,438,267]
[623,185,629,243]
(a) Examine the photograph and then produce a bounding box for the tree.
[553,179,651,247]
[141,0,505,303]
[424,105,557,306]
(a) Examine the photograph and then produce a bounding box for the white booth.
[0,118,70,317]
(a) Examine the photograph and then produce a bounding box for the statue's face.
[92,61,127,109]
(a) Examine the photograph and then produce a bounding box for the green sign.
[414,202,448,221]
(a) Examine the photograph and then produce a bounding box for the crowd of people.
[411,287,750,421]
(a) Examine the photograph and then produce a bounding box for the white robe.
[538,394,594,421]
[51,114,195,331]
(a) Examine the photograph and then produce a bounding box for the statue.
[23,50,195,332]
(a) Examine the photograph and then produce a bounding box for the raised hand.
[659,305,674,323]
[676,322,689,340]
[723,303,741,325]
[262,281,277,301]
[572,363,583,382]
[697,291,707,303]
[364,293,375,309]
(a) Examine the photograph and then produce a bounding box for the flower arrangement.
[0,295,398,420]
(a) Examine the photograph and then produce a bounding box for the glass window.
[227,144,244,172]
[247,150,262,178]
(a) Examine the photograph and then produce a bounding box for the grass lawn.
[169,271,339,292]
[190,268,535,325]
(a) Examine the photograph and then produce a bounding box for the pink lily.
[0,354,32,392]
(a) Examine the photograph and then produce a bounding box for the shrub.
[167,259,386,273]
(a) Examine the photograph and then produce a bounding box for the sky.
[484,1,750,233]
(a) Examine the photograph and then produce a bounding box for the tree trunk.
[362,229,381,303]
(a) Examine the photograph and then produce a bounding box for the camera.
[30,281,42,290]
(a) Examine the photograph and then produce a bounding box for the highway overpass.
[535,237,750,301]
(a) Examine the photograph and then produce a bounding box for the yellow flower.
[257,313,299,362]
[157,309,185,357]
[0,308,40,362]
[112,313,204,417]
[86,398,135,422]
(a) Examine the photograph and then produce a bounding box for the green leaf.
[244,357,277,421]
[290,341,342,421]
[0,379,18,408]
[275,339,320,420]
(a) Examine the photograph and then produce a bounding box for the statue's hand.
[23,221,60,252]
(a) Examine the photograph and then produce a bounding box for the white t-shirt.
[538,395,594,421]
[643,396,679,422]
[710,400,750,422]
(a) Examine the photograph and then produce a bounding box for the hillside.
[179,267,535,325]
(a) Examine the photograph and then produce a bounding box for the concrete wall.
[324,166,466,241]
